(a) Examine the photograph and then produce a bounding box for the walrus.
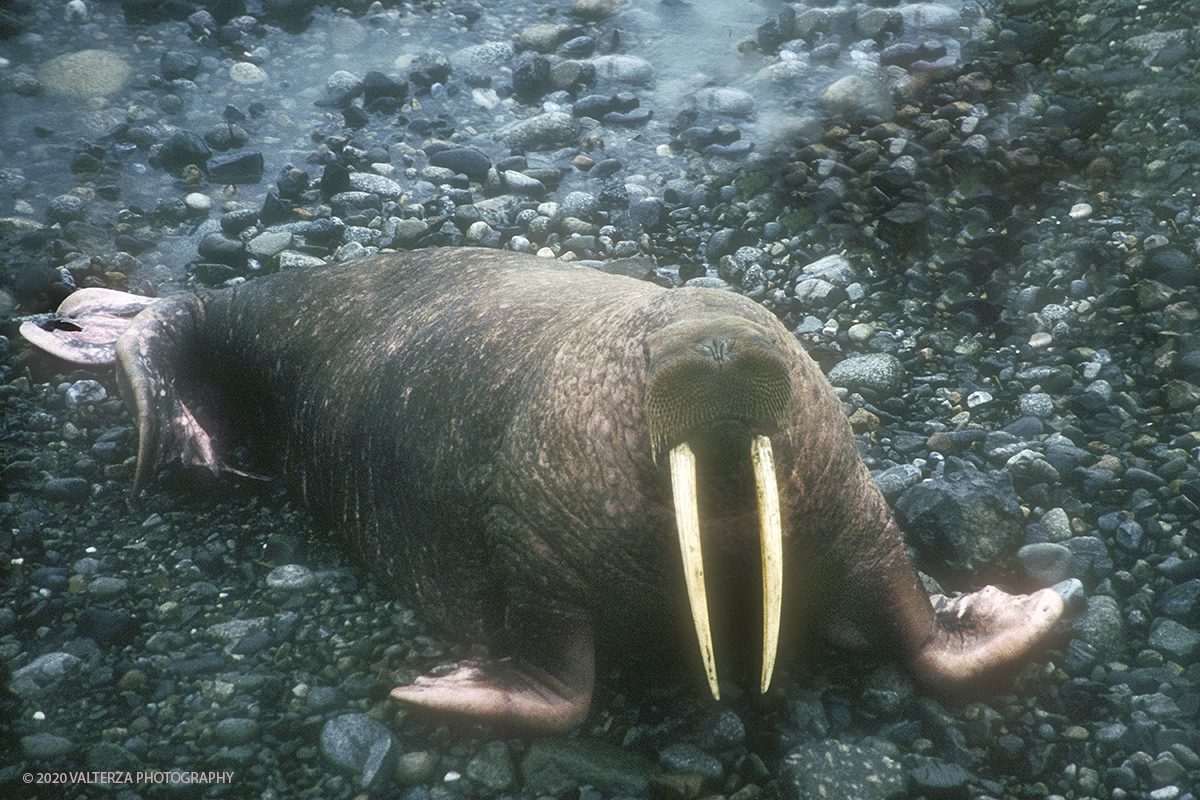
[20,247,1071,732]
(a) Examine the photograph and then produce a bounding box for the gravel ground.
[2,0,1199,798]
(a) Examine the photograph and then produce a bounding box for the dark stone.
[910,759,972,799]
[208,152,264,184]
[1147,247,1195,288]
[1159,579,1200,621]
[154,130,211,171]
[574,94,617,119]
[319,162,351,199]
[362,70,407,108]
[42,477,91,504]
[77,607,138,648]
[895,471,1024,588]
[1062,536,1113,584]
[258,192,291,227]
[197,232,245,266]
[408,51,451,88]
[342,106,369,129]
[513,52,551,102]
[429,146,491,180]
[160,50,200,81]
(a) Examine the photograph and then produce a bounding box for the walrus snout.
[645,314,790,702]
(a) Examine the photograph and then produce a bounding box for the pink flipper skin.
[912,585,1066,697]
[391,626,594,733]
[18,288,158,365]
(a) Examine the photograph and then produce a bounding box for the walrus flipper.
[913,582,1073,696]
[114,298,222,490]
[391,624,594,732]
[19,288,158,365]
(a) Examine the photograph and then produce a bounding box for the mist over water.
[0,0,977,285]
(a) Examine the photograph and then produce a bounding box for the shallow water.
[0,0,974,286]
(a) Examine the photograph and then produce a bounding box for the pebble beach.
[1,0,1199,798]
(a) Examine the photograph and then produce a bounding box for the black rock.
[513,52,551,102]
[1147,247,1195,288]
[160,50,200,81]
[910,759,973,799]
[1159,579,1200,620]
[429,146,491,181]
[319,162,351,199]
[1062,536,1114,584]
[895,470,1025,588]
[197,231,245,266]
[154,130,211,172]
[342,106,369,129]
[208,152,264,184]
[408,51,451,88]
[77,608,138,648]
[262,0,317,32]
[42,477,91,504]
[362,70,408,108]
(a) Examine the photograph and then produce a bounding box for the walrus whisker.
[752,434,783,694]
[669,440,720,700]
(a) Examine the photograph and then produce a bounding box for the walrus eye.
[669,434,783,700]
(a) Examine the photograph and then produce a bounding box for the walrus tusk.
[752,434,782,694]
[670,435,784,700]
[669,441,720,700]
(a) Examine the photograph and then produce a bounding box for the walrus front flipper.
[19,288,158,365]
[114,298,222,490]
[391,625,594,732]
[912,584,1068,696]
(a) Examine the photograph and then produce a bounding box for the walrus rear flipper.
[113,297,224,491]
[19,288,159,365]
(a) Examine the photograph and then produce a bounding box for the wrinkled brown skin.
[26,248,1065,731]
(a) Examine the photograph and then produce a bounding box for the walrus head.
[644,312,792,701]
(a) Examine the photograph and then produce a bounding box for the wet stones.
[895,471,1025,588]
[828,354,906,397]
[494,112,580,150]
[152,131,211,173]
[780,740,905,800]
[320,714,396,792]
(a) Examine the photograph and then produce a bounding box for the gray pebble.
[88,576,128,597]
[215,717,260,746]
[1018,542,1076,585]
[267,564,317,591]
[1019,392,1055,418]
[247,231,294,259]
[690,86,755,117]
[320,713,396,792]
[47,193,86,224]
[14,652,82,685]
[801,253,857,286]
[590,54,655,85]
[65,379,106,407]
[466,740,516,791]
[793,277,842,308]
[319,69,363,107]
[22,733,74,759]
[827,354,906,396]
[502,170,546,197]
[495,112,580,150]
[347,172,403,198]
[1148,619,1200,662]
